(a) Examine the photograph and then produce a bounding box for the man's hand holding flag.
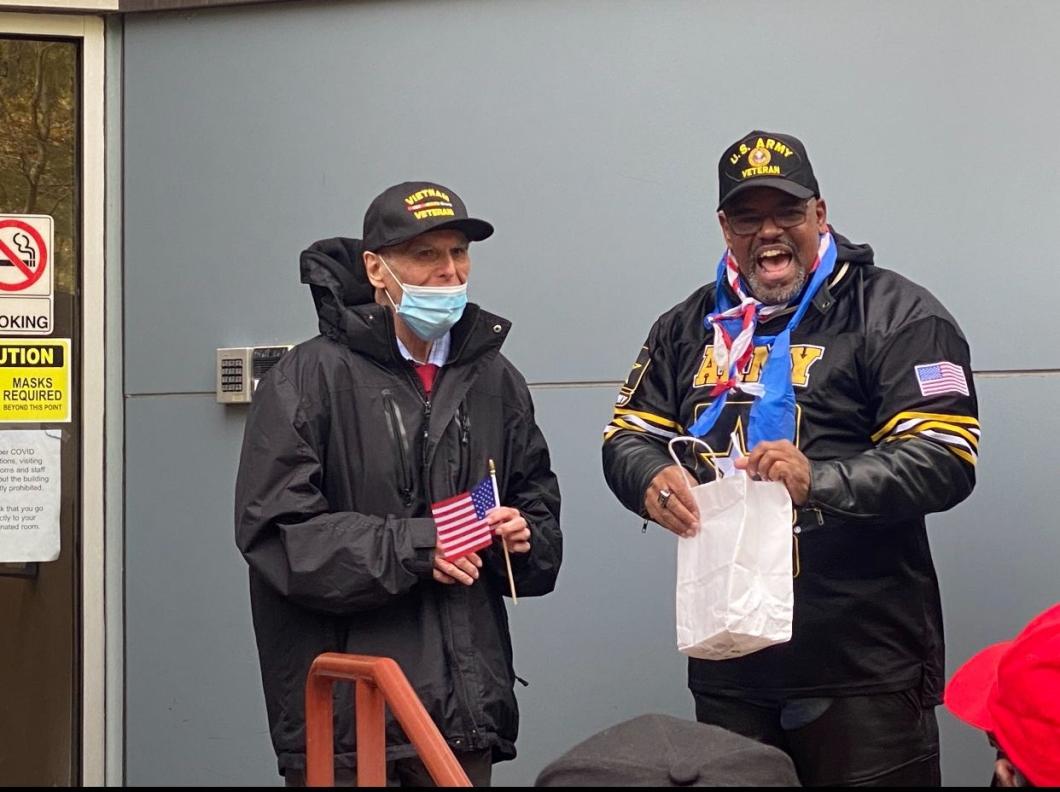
[430,461,528,601]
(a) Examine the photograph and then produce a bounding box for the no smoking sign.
[0,215,54,335]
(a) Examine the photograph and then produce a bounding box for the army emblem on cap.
[730,136,797,179]
[747,146,772,168]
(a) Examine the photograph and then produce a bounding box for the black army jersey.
[602,231,979,703]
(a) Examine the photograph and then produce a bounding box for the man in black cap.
[236,181,562,786]
[602,132,980,784]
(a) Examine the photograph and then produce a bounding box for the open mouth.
[755,246,795,283]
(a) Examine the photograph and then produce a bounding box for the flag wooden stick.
[489,458,518,604]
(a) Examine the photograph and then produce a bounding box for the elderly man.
[602,131,979,785]
[236,181,562,786]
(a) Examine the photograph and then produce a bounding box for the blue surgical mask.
[379,256,468,341]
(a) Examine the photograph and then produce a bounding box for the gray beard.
[745,264,808,306]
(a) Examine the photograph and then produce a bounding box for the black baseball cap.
[362,181,494,252]
[717,130,819,209]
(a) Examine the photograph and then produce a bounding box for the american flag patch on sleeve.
[915,362,969,397]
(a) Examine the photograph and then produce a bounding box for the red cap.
[944,603,1060,786]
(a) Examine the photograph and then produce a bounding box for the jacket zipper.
[396,359,484,746]
[457,401,471,492]
[421,400,432,483]
[432,398,483,745]
[381,390,414,507]
[413,390,485,750]
[396,362,435,504]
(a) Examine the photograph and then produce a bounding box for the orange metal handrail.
[305,652,472,787]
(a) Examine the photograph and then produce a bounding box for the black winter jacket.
[602,230,978,705]
[235,237,562,773]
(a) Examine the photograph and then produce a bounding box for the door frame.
[0,11,108,785]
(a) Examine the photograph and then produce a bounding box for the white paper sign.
[0,429,61,562]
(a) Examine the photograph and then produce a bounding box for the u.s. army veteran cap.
[362,181,494,252]
[717,131,820,209]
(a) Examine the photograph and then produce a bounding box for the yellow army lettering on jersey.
[693,344,825,389]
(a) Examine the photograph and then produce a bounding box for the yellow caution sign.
[0,339,70,423]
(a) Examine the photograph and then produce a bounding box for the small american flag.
[915,361,969,397]
[431,476,497,562]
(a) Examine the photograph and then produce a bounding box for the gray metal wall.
[122,0,1060,785]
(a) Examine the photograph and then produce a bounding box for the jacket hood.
[832,227,874,267]
[300,236,376,323]
[301,235,402,359]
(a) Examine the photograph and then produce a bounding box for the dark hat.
[534,714,801,787]
[717,131,819,209]
[362,181,494,252]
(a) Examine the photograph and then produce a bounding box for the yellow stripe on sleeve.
[872,411,980,443]
[612,407,682,431]
[885,433,977,466]
[907,420,980,448]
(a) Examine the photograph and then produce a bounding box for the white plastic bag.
[670,437,794,661]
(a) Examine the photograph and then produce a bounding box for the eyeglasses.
[722,201,812,236]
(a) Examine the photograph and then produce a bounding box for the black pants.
[692,689,940,787]
[284,749,492,787]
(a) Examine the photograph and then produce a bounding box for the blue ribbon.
[687,234,837,448]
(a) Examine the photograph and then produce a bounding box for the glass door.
[0,12,105,786]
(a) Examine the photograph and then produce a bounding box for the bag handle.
[667,436,724,479]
